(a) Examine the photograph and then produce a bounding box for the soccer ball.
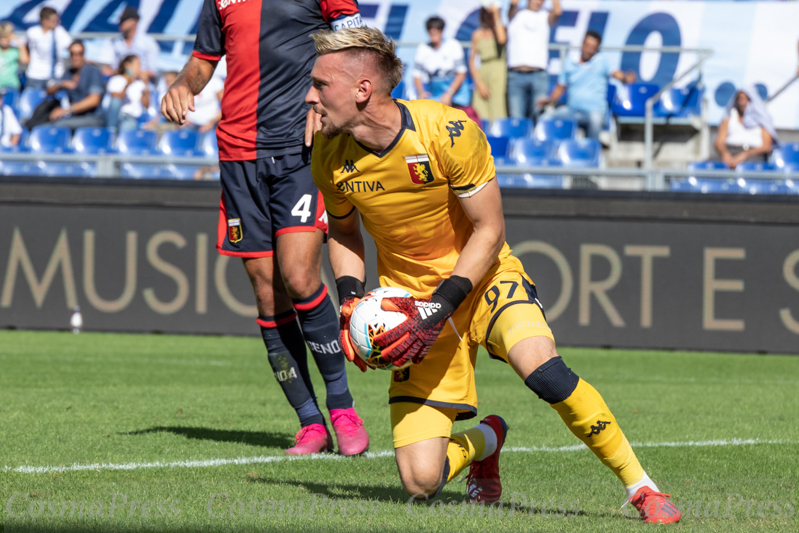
[349,287,412,371]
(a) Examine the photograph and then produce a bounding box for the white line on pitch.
[4,439,795,475]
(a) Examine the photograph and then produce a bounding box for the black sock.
[258,310,324,428]
[293,284,354,411]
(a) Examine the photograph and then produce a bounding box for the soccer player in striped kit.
[161,0,369,456]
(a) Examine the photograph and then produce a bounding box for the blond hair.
[0,22,15,38]
[311,28,405,95]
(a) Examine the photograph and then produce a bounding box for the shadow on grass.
[121,426,293,449]
[250,475,596,519]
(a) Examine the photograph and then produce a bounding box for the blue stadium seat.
[532,118,577,142]
[391,80,405,99]
[29,126,72,154]
[486,136,511,161]
[116,130,158,155]
[489,118,533,139]
[606,84,617,109]
[73,128,113,154]
[773,143,799,169]
[0,161,46,176]
[497,157,563,189]
[654,84,704,118]
[611,83,659,117]
[42,163,94,178]
[200,131,218,157]
[736,162,776,173]
[159,129,200,156]
[168,164,201,180]
[738,178,795,195]
[18,89,47,122]
[687,160,729,179]
[120,163,173,179]
[556,138,601,168]
[511,138,553,163]
[670,176,739,193]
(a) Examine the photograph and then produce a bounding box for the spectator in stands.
[0,102,22,148]
[23,7,72,90]
[0,22,29,92]
[106,55,150,132]
[106,6,160,82]
[538,30,636,140]
[506,0,561,124]
[413,17,472,112]
[185,73,224,133]
[26,41,105,129]
[715,85,777,168]
[469,4,507,124]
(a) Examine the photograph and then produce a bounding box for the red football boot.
[627,487,682,524]
[330,407,369,456]
[285,423,333,455]
[466,415,509,503]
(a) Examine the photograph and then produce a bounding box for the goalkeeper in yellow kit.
[306,27,680,524]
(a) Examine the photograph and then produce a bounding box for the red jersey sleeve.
[320,0,362,30]
[193,0,225,61]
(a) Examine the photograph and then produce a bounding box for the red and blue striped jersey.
[193,0,361,161]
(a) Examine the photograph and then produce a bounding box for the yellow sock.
[445,426,487,483]
[551,379,644,487]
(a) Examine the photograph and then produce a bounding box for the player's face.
[307,54,359,139]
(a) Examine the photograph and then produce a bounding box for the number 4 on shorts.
[292,194,312,223]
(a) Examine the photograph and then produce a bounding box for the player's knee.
[399,470,442,499]
[524,356,580,404]
[281,268,320,299]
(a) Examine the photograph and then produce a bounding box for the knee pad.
[524,356,580,404]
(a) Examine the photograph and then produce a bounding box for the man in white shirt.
[506,0,561,123]
[413,16,470,108]
[23,7,72,90]
[106,7,160,82]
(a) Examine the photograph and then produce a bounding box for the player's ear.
[354,78,373,104]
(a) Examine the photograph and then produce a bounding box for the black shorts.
[217,151,327,258]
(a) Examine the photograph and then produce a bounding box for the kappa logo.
[586,420,612,437]
[227,218,243,243]
[415,301,441,319]
[405,154,434,185]
[446,120,466,147]
[341,159,360,174]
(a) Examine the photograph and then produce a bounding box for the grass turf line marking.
[4,439,795,475]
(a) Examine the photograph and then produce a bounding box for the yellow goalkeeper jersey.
[312,99,513,298]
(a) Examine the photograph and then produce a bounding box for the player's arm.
[450,179,505,287]
[327,208,372,371]
[163,0,222,124]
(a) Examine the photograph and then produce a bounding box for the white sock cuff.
[475,423,497,461]
[624,472,660,499]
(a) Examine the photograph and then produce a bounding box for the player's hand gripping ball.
[349,287,413,370]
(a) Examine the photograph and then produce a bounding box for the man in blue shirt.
[538,30,635,139]
[26,40,105,130]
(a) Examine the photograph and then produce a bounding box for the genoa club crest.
[405,154,434,185]
[228,218,243,243]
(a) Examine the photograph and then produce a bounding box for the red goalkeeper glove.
[337,276,372,372]
[372,276,473,368]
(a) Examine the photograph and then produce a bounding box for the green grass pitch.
[1,330,797,532]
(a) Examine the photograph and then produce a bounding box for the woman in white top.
[105,55,150,132]
[506,0,561,122]
[715,86,777,168]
